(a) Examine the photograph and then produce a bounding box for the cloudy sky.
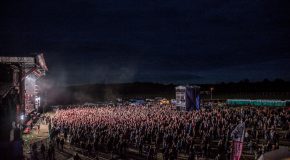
[1,0,290,85]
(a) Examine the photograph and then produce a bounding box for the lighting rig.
[0,53,48,122]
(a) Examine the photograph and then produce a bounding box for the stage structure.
[0,53,48,158]
[175,85,200,111]
[0,53,48,120]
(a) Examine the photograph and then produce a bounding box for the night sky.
[1,0,290,85]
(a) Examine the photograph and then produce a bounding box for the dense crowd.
[49,104,290,160]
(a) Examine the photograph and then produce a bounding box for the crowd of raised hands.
[49,104,290,160]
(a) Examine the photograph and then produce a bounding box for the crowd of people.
[48,104,290,160]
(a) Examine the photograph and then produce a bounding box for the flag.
[231,122,245,160]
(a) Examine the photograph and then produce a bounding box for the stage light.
[26,75,37,82]
[35,97,40,101]
[20,114,24,121]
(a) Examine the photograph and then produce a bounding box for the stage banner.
[231,122,245,160]
[185,88,194,111]
[195,88,200,110]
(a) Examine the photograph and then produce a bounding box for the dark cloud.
[0,0,290,85]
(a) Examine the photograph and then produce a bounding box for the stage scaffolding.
[0,53,48,128]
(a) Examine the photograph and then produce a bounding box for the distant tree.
[263,78,270,83]
[239,79,250,84]
[274,78,285,83]
[243,79,250,83]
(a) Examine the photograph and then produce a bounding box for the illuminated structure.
[0,54,48,118]
[176,85,200,111]
[0,54,48,158]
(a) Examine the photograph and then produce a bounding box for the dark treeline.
[202,79,290,93]
[46,82,175,105]
[200,79,290,100]
[45,79,290,106]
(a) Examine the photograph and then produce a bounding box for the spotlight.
[35,97,40,102]
[20,114,24,121]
